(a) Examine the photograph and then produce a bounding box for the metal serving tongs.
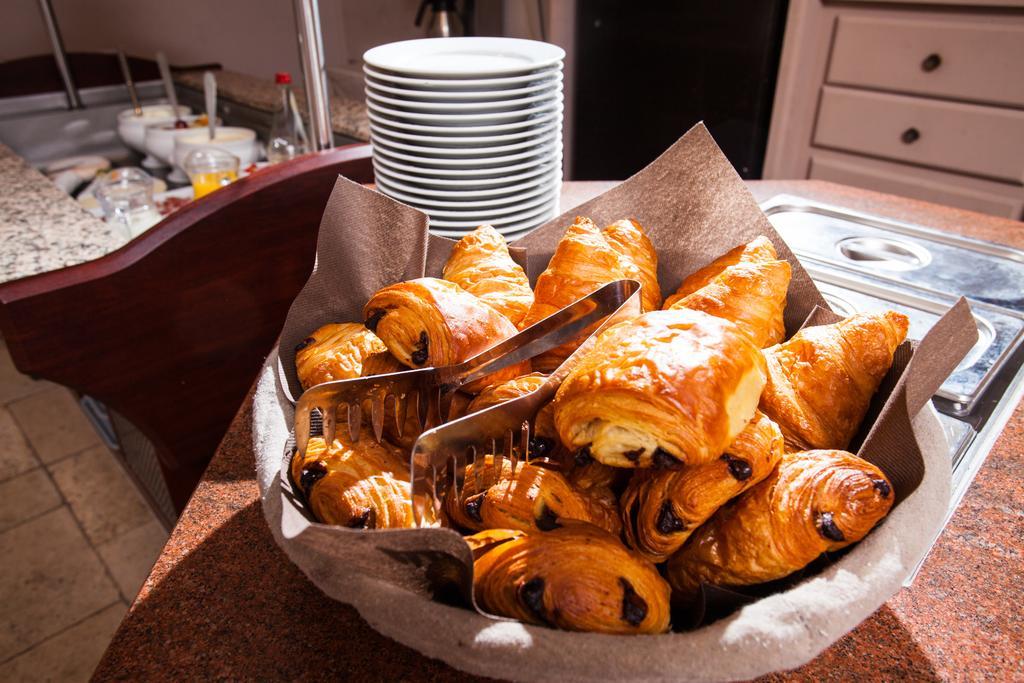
[409,280,642,526]
[293,280,641,514]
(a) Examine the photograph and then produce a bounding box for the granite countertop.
[93,180,1024,680]
[0,142,127,285]
[174,70,369,142]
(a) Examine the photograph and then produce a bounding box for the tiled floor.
[0,341,169,682]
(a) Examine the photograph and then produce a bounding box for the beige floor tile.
[8,388,100,464]
[0,602,126,682]
[0,341,52,406]
[96,520,169,601]
[0,406,38,481]
[48,446,152,547]
[0,468,62,534]
[0,507,119,661]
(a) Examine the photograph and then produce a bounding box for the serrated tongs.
[409,280,641,526]
[293,279,641,524]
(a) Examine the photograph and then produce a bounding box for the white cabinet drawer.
[814,86,1024,184]
[809,150,1024,219]
[829,15,1024,108]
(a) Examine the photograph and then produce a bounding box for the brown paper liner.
[273,122,978,633]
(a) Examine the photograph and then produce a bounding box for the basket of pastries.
[254,125,976,681]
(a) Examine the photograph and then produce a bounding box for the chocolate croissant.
[553,308,767,469]
[468,522,671,634]
[290,430,429,528]
[295,322,400,390]
[620,410,784,563]
[519,216,631,371]
[466,373,562,458]
[664,235,778,308]
[363,277,528,393]
[669,259,791,348]
[442,224,534,327]
[602,218,662,313]
[760,310,909,451]
[666,449,894,598]
[446,457,620,536]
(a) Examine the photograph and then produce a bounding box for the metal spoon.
[117,50,142,116]
[203,71,217,142]
[156,52,187,129]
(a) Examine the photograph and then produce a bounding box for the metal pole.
[37,0,83,110]
[293,0,333,151]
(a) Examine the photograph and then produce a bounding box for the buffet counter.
[92,180,1024,680]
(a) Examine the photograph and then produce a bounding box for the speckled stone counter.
[174,70,369,142]
[0,143,127,285]
[94,181,1024,681]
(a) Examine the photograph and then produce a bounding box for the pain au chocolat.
[553,307,766,469]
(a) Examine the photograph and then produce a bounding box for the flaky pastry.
[468,522,671,634]
[602,218,662,312]
[295,322,398,390]
[442,224,534,326]
[759,310,909,451]
[666,449,894,598]
[664,235,778,308]
[553,308,767,469]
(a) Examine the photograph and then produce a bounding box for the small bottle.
[267,72,309,163]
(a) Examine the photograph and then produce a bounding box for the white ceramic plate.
[371,129,559,157]
[368,120,561,147]
[366,98,560,125]
[375,176,556,209]
[428,200,559,229]
[363,37,564,78]
[363,65,561,91]
[364,73,563,102]
[367,107,562,135]
[404,188,559,221]
[372,156,561,188]
[375,166,560,199]
[364,85,562,112]
[371,139,558,170]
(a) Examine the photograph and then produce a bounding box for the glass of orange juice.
[183,148,240,199]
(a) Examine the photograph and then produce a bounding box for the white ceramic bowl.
[143,116,204,165]
[117,105,192,154]
[172,127,259,170]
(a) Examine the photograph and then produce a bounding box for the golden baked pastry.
[465,373,562,458]
[363,277,528,393]
[295,322,398,390]
[468,522,671,634]
[759,310,909,451]
[664,235,778,308]
[620,410,784,562]
[666,449,894,598]
[446,456,620,535]
[290,430,430,528]
[442,224,534,327]
[384,390,473,451]
[602,218,662,312]
[669,259,792,348]
[553,308,767,469]
[519,216,632,371]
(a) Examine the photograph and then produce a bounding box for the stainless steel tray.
[807,266,1024,417]
[762,195,1024,315]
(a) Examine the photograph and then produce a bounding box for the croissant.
[446,457,620,536]
[289,430,430,528]
[553,308,767,469]
[760,310,909,451]
[664,235,778,308]
[442,224,534,327]
[363,277,528,393]
[669,259,791,348]
[602,219,662,312]
[620,410,784,563]
[666,449,894,598]
[468,522,671,634]
[519,217,631,371]
[295,322,398,390]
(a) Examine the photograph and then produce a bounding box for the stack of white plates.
[363,37,565,239]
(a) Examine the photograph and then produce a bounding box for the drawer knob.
[901,127,921,144]
[921,53,942,72]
